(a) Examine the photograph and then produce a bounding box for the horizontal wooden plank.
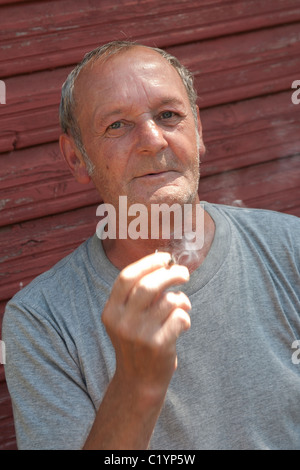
[1,22,300,154]
[0,66,69,153]
[200,90,300,174]
[0,204,98,302]
[1,90,298,227]
[0,142,101,226]
[0,428,17,450]
[199,154,300,211]
[0,378,16,450]
[1,0,300,78]
[0,155,299,304]
[0,0,28,4]
[173,22,300,108]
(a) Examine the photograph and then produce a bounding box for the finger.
[161,307,191,341]
[126,264,190,312]
[151,291,192,324]
[112,251,183,304]
[152,307,191,353]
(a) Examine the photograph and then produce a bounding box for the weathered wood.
[199,154,300,212]
[0,378,17,450]
[0,0,28,4]
[1,0,299,452]
[1,0,300,78]
[0,142,101,226]
[0,366,5,384]
[0,66,70,153]
[175,23,300,108]
[0,204,98,303]
[200,91,300,174]
[1,23,300,154]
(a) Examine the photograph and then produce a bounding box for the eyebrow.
[95,109,125,126]
[95,96,186,125]
[91,110,122,131]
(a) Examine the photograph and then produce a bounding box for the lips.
[137,170,173,178]
[145,171,168,176]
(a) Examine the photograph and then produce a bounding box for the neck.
[101,202,215,273]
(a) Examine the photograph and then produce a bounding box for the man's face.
[74,46,204,210]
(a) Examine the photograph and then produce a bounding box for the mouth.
[133,170,183,187]
[145,171,168,177]
[137,170,174,178]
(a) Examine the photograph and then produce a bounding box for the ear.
[196,106,206,157]
[196,105,203,137]
[59,133,91,184]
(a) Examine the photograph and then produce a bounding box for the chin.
[142,188,198,208]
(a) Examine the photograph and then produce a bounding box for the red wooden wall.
[0,0,299,450]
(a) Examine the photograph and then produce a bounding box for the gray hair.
[59,40,198,174]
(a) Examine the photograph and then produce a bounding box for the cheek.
[172,121,199,149]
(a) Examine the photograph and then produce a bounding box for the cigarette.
[167,254,176,267]
[155,249,176,268]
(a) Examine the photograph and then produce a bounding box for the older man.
[3,41,300,450]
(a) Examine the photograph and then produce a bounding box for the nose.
[135,119,168,155]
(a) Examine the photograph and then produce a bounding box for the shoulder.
[209,202,300,233]
[206,202,300,259]
[3,237,93,321]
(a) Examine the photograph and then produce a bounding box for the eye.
[109,121,123,130]
[105,119,132,137]
[160,111,175,119]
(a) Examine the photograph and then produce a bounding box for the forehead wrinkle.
[95,84,188,119]
[75,48,190,128]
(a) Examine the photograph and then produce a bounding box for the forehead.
[74,47,189,117]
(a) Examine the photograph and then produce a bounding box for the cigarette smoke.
[170,231,202,267]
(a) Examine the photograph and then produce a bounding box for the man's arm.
[2,300,97,449]
[83,252,191,450]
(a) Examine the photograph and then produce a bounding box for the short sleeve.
[2,299,96,450]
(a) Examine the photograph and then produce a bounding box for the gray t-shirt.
[3,203,300,449]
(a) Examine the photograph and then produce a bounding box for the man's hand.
[102,251,191,399]
[83,252,191,450]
